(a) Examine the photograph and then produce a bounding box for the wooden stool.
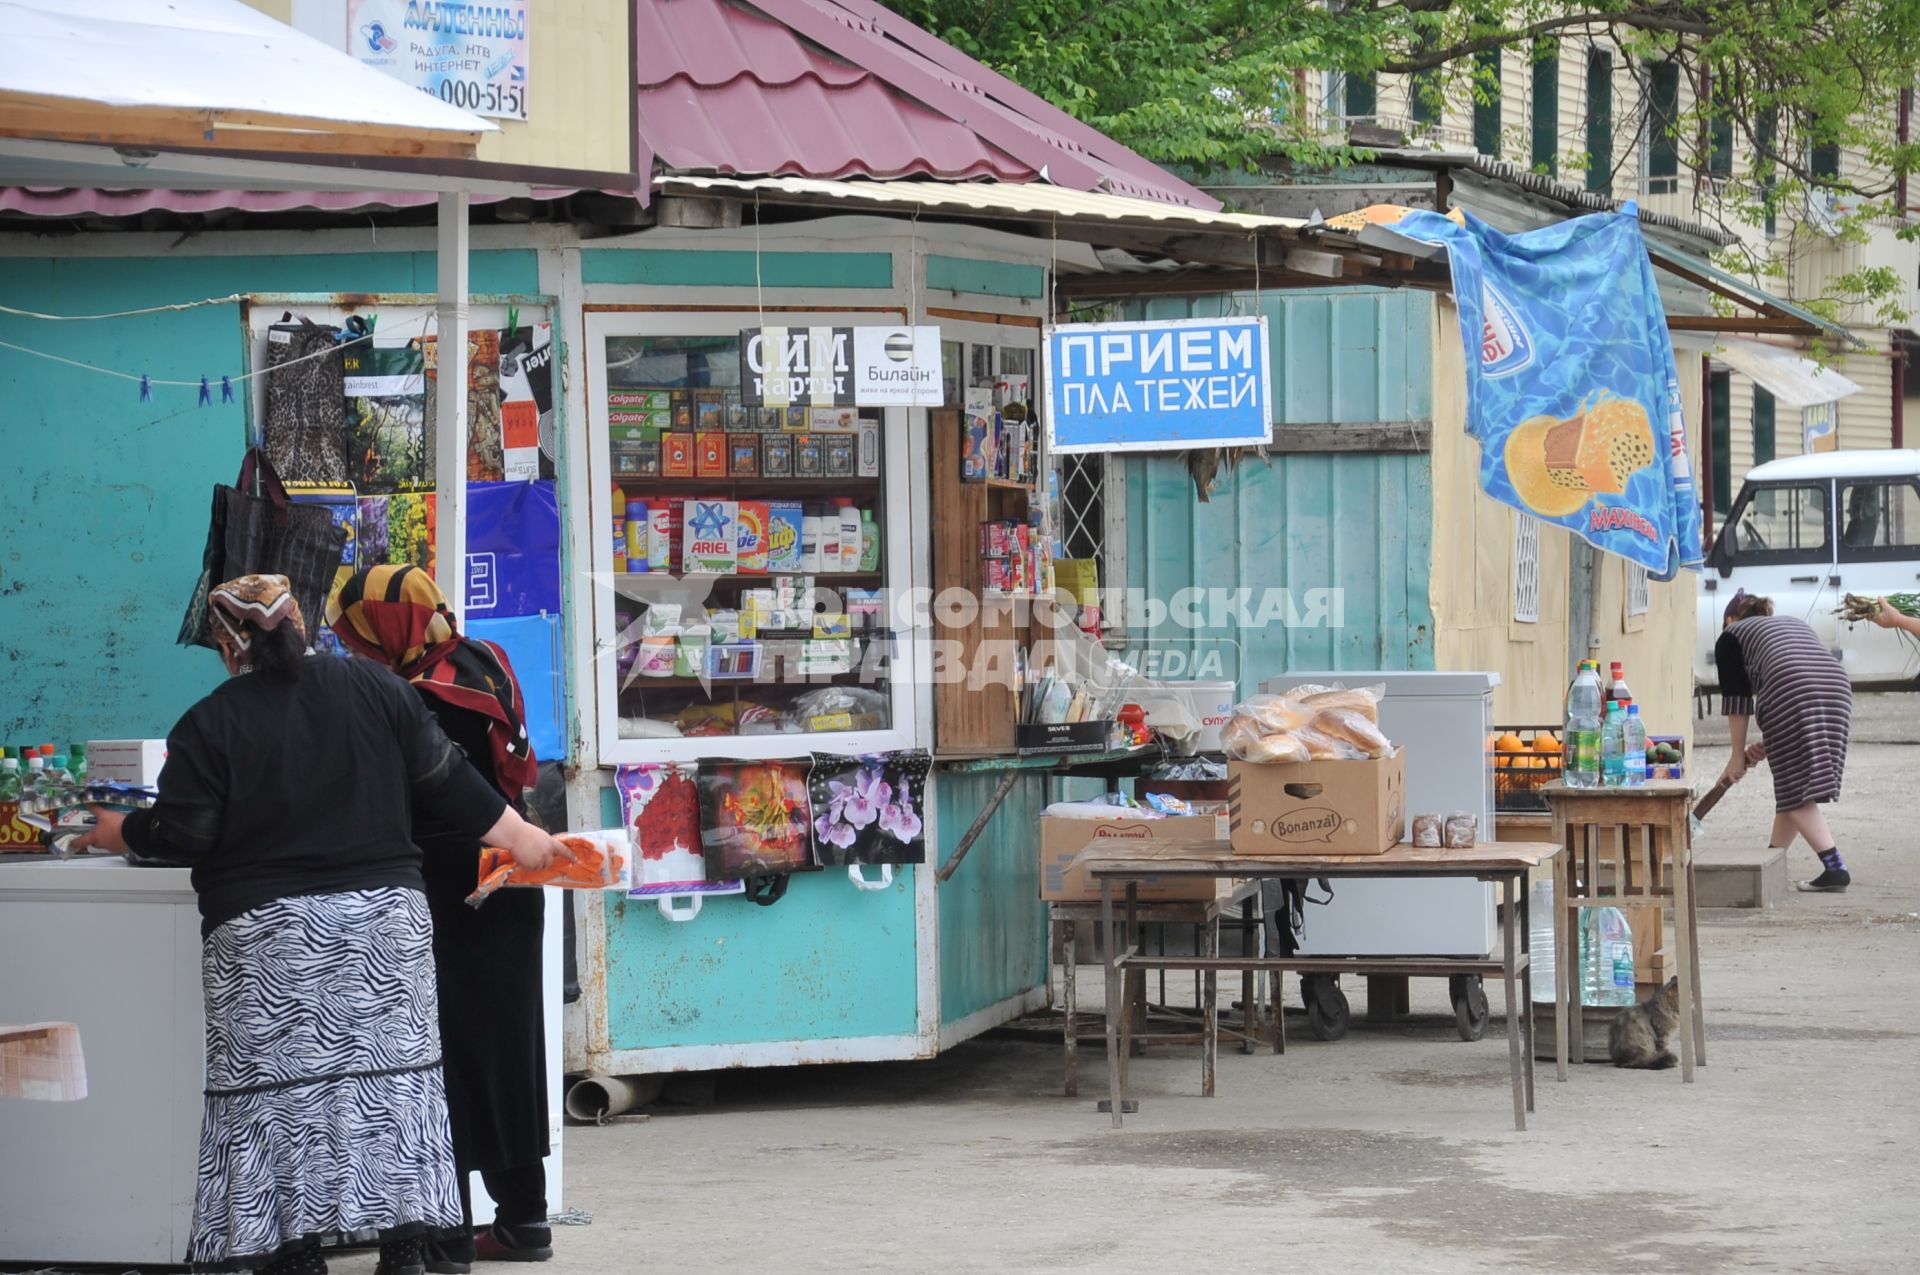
[1542,781,1706,1082]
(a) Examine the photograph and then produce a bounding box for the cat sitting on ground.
[1608,976,1680,1070]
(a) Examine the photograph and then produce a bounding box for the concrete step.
[1693,846,1787,909]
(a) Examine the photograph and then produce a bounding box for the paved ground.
[337,738,1920,1274]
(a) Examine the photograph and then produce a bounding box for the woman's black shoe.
[1794,868,1851,892]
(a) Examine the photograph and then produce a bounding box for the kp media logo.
[1479,284,1535,379]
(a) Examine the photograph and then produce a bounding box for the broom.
[1690,741,1765,837]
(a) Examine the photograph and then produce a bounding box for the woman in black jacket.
[329,565,556,1268]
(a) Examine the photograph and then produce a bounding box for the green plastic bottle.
[859,509,880,572]
[68,743,87,785]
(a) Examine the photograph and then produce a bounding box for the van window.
[1723,483,1828,564]
[1838,481,1920,559]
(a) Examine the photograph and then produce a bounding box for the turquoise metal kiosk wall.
[1113,288,1440,692]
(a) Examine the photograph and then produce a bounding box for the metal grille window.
[1627,562,1651,617]
[1056,453,1127,641]
[1513,514,1542,623]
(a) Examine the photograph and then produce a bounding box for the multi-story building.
[1330,37,1917,521]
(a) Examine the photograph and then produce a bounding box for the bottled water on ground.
[1579,906,1635,1007]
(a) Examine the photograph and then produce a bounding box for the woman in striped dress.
[75,576,571,1274]
[1717,590,1855,892]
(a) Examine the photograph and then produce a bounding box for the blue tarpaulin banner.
[468,612,565,763]
[1044,316,1272,453]
[465,479,562,617]
[1390,206,1703,579]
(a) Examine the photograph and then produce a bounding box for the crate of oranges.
[1490,727,1564,812]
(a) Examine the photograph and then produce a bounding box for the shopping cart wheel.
[1302,975,1350,1041]
[1450,974,1489,1041]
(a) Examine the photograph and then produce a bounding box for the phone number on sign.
[433,78,526,119]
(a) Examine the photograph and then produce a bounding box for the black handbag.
[177,449,348,649]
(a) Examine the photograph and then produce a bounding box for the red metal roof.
[637,0,1217,209]
[0,0,1217,216]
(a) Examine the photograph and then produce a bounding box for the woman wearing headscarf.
[74,575,568,1275]
[1717,589,1855,892]
[327,565,554,1269]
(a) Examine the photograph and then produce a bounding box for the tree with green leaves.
[902,0,1920,321]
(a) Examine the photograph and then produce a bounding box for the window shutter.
[1585,48,1613,193]
[1513,515,1542,624]
[1754,387,1777,467]
[1531,44,1559,176]
[1474,49,1504,157]
[1627,562,1651,618]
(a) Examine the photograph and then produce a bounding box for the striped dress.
[1717,614,1853,811]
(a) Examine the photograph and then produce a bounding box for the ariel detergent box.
[683,500,738,574]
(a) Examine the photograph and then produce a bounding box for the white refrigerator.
[1263,670,1500,957]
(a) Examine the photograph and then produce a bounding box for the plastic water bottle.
[1579,907,1636,1007]
[1529,878,1556,1003]
[1622,705,1648,787]
[0,758,20,804]
[1601,702,1627,787]
[1564,661,1604,788]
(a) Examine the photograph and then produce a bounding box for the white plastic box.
[86,739,167,788]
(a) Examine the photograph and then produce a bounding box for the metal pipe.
[1699,353,1716,545]
[1893,349,1906,451]
[564,1073,660,1123]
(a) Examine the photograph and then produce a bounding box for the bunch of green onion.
[1836,592,1920,622]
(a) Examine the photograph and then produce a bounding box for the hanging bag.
[261,313,352,483]
[177,449,348,649]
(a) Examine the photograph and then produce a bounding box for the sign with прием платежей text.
[1044,316,1272,454]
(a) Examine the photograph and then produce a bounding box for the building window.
[1513,514,1541,624]
[1586,48,1614,193]
[1530,41,1559,175]
[1055,453,1128,643]
[1711,369,1732,515]
[1756,108,1779,236]
[1648,61,1681,194]
[1627,562,1651,619]
[1707,73,1733,178]
[1410,68,1441,132]
[1754,387,1777,468]
[1345,71,1377,120]
[1474,49,1503,157]
[1812,141,1841,182]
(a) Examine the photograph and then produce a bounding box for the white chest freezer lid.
[1263,670,1501,698]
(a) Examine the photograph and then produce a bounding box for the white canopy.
[1713,336,1864,410]
[0,0,494,169]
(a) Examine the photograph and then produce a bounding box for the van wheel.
[1303,975,1350,1041]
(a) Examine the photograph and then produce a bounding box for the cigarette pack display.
[662,432,696,478]
[610,424,658,476]
[736,501,770,574]
[856,418,881,476]
[683,499,738,574]
[824,433,856,477]
[694,389,727,429]
[672,395,694,429]
[795,434,825,477]
[766,502,805,572]
[726,400,751,430]
[728,434,761,477]
[761,435,793,477]
[696,431,728,477]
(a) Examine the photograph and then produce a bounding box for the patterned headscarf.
[209,574,307,652]
[326,565,537,792]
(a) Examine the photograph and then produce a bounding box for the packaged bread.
[1299,687,1381,723]
[1311,707,1392,758]
[1293,723,1364,761]
[1233,694,1312,734]
[1222,716,1311,764]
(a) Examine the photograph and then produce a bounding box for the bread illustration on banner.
[1505,390,1657,517]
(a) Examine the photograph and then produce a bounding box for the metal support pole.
[435,191,471,621]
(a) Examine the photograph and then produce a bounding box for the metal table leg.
[1519,872,1535,1113]
[1061,917,1078,1098]
[1201,918,1218,1097]
[1102,880,1123,1126]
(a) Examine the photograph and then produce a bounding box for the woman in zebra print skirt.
[1716,590,1855,893]
[77,575,571,1274]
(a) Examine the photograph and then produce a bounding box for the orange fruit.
[1495,733,1527,753]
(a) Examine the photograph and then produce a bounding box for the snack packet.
[466,830,629,907]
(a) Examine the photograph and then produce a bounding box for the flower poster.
[617,763,744,899]
[697,760,815,879]
[808,751,931,866]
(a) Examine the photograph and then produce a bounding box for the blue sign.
[1044,316,1272,454]
[465,479,562,617]
[468,613,565,763]
[1388,205,1703,579]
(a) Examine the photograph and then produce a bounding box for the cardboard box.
[87,739,167,787]
[1017,721,1110,756]
[1227,750,1405,856]
[1039,813,1228,902]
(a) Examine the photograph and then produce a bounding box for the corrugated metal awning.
[1641,240,1859,346]
[656,173,1306,234]
[1713,337,1864,408]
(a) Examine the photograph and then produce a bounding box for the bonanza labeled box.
[1039,813,1227,902]
[1227,750,1405,856]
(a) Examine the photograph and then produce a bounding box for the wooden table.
[1085,840,1562,1132]
[1541,781,1704,1083]
[1050,878,1264,1098]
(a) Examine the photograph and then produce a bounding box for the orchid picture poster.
[807,751,932,867]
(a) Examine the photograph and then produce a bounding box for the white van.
[1697,449,1920,689]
